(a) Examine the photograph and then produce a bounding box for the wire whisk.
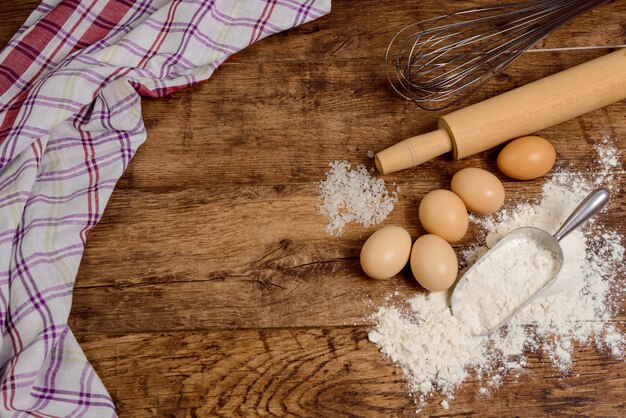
[386,0,611,110]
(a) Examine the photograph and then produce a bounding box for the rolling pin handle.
[375,129,453,174]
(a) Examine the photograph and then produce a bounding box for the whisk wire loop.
[386,0,611,109]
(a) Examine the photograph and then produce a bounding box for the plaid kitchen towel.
[0,0,331,416]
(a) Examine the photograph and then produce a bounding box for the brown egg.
[410,234,458,291]
[497,136,556,180]
[419,189,468,242]
[360,226,412,280]
[451,168,505,215]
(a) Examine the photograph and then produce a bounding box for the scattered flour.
[318,161,399,236]
[455,237,560,333]
[368,139,625,409]
[593,135,621,186]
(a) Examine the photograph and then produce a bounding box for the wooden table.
[2,1,625,416]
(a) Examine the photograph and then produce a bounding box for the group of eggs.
[360,135,557,292]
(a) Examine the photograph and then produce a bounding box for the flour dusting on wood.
[318,161,399,236]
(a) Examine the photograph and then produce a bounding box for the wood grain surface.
[2,1,625,417]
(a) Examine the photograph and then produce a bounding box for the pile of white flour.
[368,138,625,408]
[454,237,560,333]
[318,161,399,236]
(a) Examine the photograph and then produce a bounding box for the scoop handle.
[553,188,610,242]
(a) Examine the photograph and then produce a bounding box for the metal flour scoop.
[450,188,610,335]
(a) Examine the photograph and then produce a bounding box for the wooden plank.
[76,328,626,417]
[123,50,626,189]
[0,0,39,45]
[2,1,624,60]
[70,172,625,333]
[232,0,626,62]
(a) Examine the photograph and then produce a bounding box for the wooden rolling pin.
[375,49,626,174]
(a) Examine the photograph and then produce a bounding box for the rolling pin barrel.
[376,49,626,174]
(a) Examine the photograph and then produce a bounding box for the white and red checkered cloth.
[0,1,331,415]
